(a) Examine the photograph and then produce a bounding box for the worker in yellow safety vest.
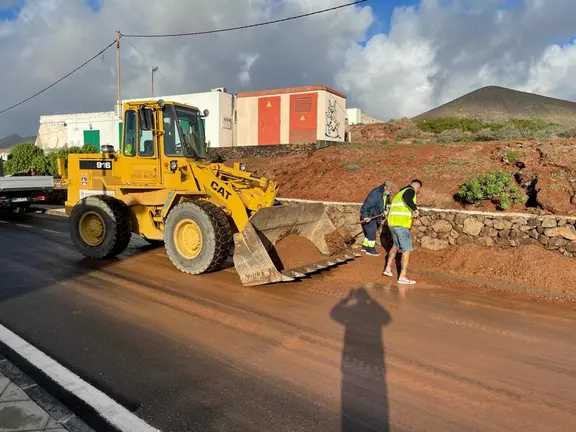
[382,179,422,285]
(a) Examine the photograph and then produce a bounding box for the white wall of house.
[36,89,235,152]
[346,108,362,125]
[36,111,120,151]
[346,108,382,125]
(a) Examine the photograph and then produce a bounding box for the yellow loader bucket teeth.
[232,202,358,286]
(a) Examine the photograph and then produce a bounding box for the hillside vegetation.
[243,115,576,216]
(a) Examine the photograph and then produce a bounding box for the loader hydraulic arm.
[208,163,278,212]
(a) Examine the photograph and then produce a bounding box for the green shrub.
[438,128,467,142]
[416,117,560,141]
[46,145,98,177]
[455,172,525,210]
[416,118,488,134]
[505,150,520,161]
[339,162,360,172]
[474,128,497,141]
[557,127,576,139]
[4,143,97,177]
[4,142,44,175]
[494,123,523,140]
[396,124,421,140]
[507,118,551,132]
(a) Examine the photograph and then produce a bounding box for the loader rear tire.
[165,200,232,275]
[69,195,132,259]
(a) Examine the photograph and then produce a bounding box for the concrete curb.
[45,208,67,217]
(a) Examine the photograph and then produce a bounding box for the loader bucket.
[232,202,358,286]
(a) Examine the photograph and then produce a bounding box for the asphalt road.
[1,212,576,432]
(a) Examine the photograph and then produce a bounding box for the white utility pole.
[116,29,122,118]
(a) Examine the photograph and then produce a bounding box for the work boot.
[365,247,381,257]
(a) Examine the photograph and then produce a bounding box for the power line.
[0,40,116,115]
[121,0,367,38]
[0,0,369,115]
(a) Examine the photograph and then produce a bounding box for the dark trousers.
[362,219,379,243]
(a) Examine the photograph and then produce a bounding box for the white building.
[36,88,235,151]
[36,111,121,151]
[346,108,382,125]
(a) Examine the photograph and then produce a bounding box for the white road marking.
[0,324,161,432]
[41,228,65,235]
[0,220,8,224]
[15,223,33,228]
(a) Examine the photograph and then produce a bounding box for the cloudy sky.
[1,0,576,138]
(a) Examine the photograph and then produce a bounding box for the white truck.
[0,160,54,213]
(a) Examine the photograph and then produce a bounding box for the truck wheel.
[165,200,232,275]
[69,196,132,259]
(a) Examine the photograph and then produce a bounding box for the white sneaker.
[382,268,393,277]
[397,277,416,285]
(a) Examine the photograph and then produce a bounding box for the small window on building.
[123,110,136,157]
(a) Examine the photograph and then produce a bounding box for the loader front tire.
[69,195,132,259]
[165,201,232,275]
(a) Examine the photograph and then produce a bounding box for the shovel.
[330,213,388,247]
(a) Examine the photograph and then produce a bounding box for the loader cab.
[120,100,208,187]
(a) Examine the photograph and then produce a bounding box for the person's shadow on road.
[330,288,392,432]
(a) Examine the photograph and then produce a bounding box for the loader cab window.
[163,106,183,157]
[138,130,154,157]
[175,106,206,159]
[123,110,136,157]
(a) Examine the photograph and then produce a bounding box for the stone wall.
[279,198,576,258]
[207,140,338,162]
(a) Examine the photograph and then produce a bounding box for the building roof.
[236,85,346,99]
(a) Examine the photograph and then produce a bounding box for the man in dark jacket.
[360,181,393,256]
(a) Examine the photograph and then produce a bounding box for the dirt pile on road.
[412,245,576,294]
[313,244,576,298]
[274,235,325,269]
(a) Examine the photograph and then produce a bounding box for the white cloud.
[2,0,576,136]
[337,0,576,119]
[0,0,372,136]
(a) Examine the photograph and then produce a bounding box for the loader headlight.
[170,160,178,172]
[239,163,246,171]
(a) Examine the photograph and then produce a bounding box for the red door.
[289,93,318,144]
[258,96,281,145]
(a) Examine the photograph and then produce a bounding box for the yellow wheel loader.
[61,99,357,286]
